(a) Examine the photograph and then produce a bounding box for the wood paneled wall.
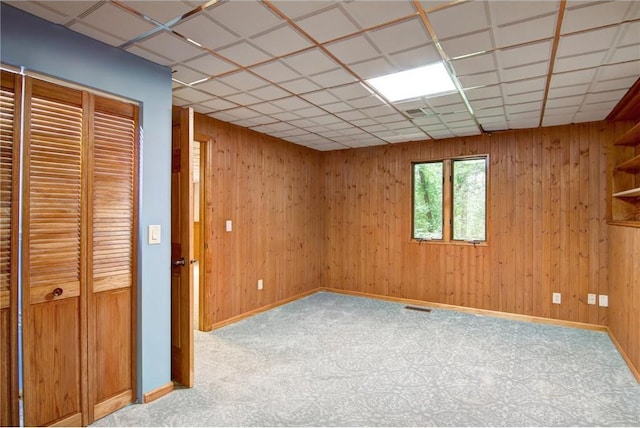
[608,225,640,377]
[323,122,629,325]
[194,113,324,329]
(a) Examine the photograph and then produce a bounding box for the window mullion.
[443,159,452,242]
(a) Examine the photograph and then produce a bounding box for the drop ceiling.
[6,0,640,151]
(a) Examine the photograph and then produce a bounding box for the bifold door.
[1,70,138,427]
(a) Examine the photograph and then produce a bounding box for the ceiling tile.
[500,61,548,82]
[617,20,640,46]
[173,15,239,50]
[171,65,208,85]
[493,14,556,48]
[542,112,575,127]
[122,0,193,24]
[300,91,341,105]
[550,69,597,88]
[183,54,238,76]
[341,1,416,29]
[322,102,353,114]
[469,97,504,109]
[225,92,262,106]
[309,69,358,87]
[68,21,126,46]
[193,79,239,97]
[428,1,490,39]
[218,71,269,92]
[326,35,380,65]
[489,0,559,26]
[295,106,327,118]
[310,115,342,125]
[608,45,640,64]
[389,44,441,71]
[336,110,368,122]
[251,85,291,101]
[294,6,360,43]
[584,89,628,105]
[173,87,213,103]
[557,26,619,58]
[458,71,500,88]
[499,40,551,68]
[250,26,313,57]
[596,60,640,81]
[4,0,95,24]
[546,83,591,98]
[269,1,335,20]
[503,77,546,95]
[554,51,607,73]
[573,109,609,123]
[249,102,284,115]
[137,31,203,63]
[590,76,637,93]
[465,85,503,101]
[367,17,432,55]
[199,98,238,111]
[270,111,302,121]
[223,107,261,120]
[125,44,172,66]
[250,61,301,83]
[475,106,506,118]
[545,95,584,109]
[271,97,314,111]
[349,57,397,80]
[504,91,544,105]
[451,52,497,75]
[80,2,157,40]
[216,41,272,67]
[282,48,341,76]
[278,78,321,94]
[349,95,387,109]
[441,30,494,59]
[205,0,283,38]
[563,1,634,34]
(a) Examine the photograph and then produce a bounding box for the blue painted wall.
[1,4,172,398]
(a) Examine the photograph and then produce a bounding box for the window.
[412,156,487,243]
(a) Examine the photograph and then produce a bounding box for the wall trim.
[209,288,320,331]
[608,329,640,383]
[321,288,608,332]
[142,382,174,404]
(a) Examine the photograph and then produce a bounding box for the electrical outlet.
[552,292,561,304]
[599,294,608,307]
[257,279,263,290]
[587,294,596,305]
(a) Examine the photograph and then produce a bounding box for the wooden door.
[87,96,138,422]
[171,106,194,387]
[22,78,86,427]
[0,70,20,427]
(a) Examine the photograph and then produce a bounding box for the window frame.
[411,154,489,245]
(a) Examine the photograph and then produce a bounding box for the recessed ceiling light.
[366,62,456,102]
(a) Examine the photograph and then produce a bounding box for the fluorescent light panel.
[367,62,456,102]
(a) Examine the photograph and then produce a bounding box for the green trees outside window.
[412,156,487,243]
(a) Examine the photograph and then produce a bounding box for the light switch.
[148,225,161,245]
[225,220,232,232]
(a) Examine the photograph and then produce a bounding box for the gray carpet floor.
[92,291,640,426]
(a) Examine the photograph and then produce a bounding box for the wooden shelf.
[616,153,640,172]
[614,121,640,146]
[613,187,640,198]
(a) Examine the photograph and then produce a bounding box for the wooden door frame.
[194,135,211,332]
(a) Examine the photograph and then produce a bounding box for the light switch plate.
[599,294,608,307]
[148,225,161,245]
[226,220,232,232]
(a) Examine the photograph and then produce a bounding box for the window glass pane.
[452,158,486,241]
[413,162,443,239]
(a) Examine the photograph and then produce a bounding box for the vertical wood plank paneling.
[194,114,324,328]
[608,225,640,377]
[323,123,616,325]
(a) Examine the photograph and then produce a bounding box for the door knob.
[52,287,63,297]
[173,257,186,267]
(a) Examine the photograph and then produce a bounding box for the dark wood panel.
[194,113,324,329]
[93,289,132,402]
[23,298,82,427]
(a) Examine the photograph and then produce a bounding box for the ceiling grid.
[6,0,639,150]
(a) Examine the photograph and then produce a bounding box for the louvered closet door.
[22,78,85,427]
[0,71,20,427]
[88,97,138,421]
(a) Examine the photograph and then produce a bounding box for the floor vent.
[404,305,432,313]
